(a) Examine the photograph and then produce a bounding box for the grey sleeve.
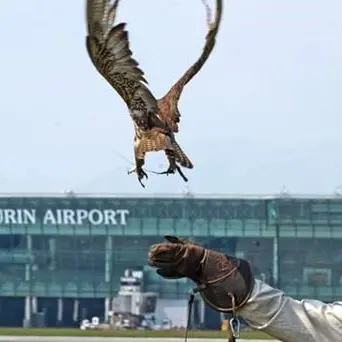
[237,279,342,342]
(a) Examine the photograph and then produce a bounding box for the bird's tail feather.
[173,142,193,169]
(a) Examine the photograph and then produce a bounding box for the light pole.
[268,200,280,288]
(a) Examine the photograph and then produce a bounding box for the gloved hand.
[148,235,254,313]
[148,235,204,280]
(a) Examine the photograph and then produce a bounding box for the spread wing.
[86,0,158,115]
[159,0,223,132]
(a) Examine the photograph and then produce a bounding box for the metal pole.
[24,235,32,326]
[105,235,112,321]
[269,200,280,288]
[105,236,112,283]
[274,223,280,288]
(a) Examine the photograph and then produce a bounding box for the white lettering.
[88,209,103,225]
[16,210,24,224]
[116,209,129,225]
[76,210,88,224]
[103,210,117,225]
[0,207,130,226]
[56,210,63,224]
[63,209,76,225]
[5,209,16,224]
[0,209,36,225]
[22,209,36,225]
[43,209,57,224]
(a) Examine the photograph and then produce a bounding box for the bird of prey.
[86,0,222,187]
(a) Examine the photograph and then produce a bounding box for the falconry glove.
[148,235,254,313]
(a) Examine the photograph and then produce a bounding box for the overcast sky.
[0,0,341,196]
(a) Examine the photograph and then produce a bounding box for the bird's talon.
[128,166,148,187]
[138,179,145,188]
[176,165,188,182]
[166,167,176,175]
[156,165,187,182]
[137,168,148,188]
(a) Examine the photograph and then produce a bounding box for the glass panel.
[295,226,314,238]
[0,234,26,296]
[227,220,244,236]
[209,219,226,236]
[192,219,208,236]
[236,238,274,283]
[124,218,141,235]
[142,219,157,235]
[279,226,295,237]
[243,220,261,237]
[0,196,342,302]
[279,238,341,291]
[158,219,174,236]
[110,225,124,236]
[331,227,342,238]
[313,225,331,238]
[31,235,106,297]
[175,219,191,236]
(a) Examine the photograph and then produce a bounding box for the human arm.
[148,236,342,342]
[238,279,342,342]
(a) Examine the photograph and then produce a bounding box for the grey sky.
[0,0,341,195]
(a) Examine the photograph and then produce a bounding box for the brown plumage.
[86,0,223,187]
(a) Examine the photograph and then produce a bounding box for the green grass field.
[0,327,273,339]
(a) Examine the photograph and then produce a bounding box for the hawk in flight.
[86,0,222,187]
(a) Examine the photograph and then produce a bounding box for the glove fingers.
[149,260,171,269]
[157,268,184,279]
[164,235,186,244]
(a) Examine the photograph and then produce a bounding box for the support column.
[24,296,31,327]
[105,236,113,324]
[31,297,37,313]
[48,237,56,271]
[73,299,79,323]
[105,236,112,283]
[268,200,280,288]
[24,235,32,327]
[57,298,63,326]
[104,298,110,323]
[273,223,280,288]
[199,297,205,327]
[111,297,115,313]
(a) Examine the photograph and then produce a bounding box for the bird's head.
[131,110,150,130]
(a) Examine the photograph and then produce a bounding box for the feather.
[157,0,223,133]
[85,0,223,185]
[86,1,156,107]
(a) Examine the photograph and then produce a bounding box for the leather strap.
[184,290,240,342]
[184,292,195,342]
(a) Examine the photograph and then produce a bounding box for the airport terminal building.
[0,194,341,327]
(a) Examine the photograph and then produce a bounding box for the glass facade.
[0,195,341,326]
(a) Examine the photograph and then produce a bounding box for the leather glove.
[148,235,254,312]
[148,235,201,279]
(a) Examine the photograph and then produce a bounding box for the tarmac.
[0,337,279,342]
